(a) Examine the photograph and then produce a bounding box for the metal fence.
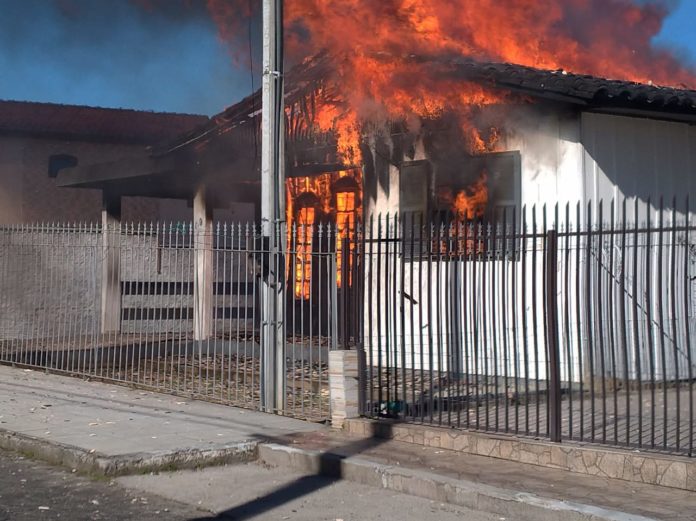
[0,222,340,421]
[3,199,696,456]
[361,199,696,456]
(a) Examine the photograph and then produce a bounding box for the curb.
[257,443,658,521]
[0,429,258,477]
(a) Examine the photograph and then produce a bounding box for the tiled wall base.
[329,351,359,429]
[343,418,696,492]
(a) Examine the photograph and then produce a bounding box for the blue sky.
[0,0,694,117]
[653,1,696,67]
[0,0,258,116]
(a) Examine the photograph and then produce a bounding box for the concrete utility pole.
[261,0,286,413]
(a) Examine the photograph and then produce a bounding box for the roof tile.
[0,100,208,144]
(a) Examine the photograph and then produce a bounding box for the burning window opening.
[286,169,362,300]
[437,171,489,221]
[294,206,315,300]
[433,150,520,221]
[398,150,520,257]
[333,176,360,289]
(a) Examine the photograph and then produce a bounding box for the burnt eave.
[160,54,696,162]
[435,57,696,121]
[56,53,696,201]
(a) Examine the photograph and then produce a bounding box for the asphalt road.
[0,450,205,521]
[0,449,504,521]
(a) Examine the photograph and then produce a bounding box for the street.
[0,450,201,521]
[0,449,504,521]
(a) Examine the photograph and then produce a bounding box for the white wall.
[581,112,696,222]
[0,226,257,341]
[361,108,696,387]
[505,107,584,214]
[0,138,24,223]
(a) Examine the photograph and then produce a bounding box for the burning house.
[4,0,696,452]
[56,52,696,303]
[44,50,696,390]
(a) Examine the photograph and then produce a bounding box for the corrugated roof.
[0,100,209,144]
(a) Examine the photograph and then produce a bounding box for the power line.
[249,0,259,169]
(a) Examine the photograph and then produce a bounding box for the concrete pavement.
[1,364,694,520]
[118,463,504,521]
[0,449,500,521]
[0,366,320,474]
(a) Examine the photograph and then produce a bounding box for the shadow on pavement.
[187,426,394,521]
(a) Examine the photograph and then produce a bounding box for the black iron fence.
[361,199,696,456]
[2,198,696,456]
[0,222,341,421]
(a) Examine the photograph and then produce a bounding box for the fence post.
[341,236,350,349]
[329,235,361,428]
[193,187,213,342]
[546,229,562,442]
[100,195,122,334]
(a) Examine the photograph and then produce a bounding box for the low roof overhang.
[56,148,261,206]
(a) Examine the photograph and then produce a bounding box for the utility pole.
[261,0,286,413]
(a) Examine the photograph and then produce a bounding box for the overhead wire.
[249,0,259,171]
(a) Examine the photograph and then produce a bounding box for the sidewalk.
[0,365,320,474]
[0,365,693,521]
[259,430,696,521]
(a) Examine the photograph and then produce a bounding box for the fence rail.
[2,197,696,456]
[361,199,696,456]
[0,222,341,421]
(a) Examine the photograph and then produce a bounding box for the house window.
[434,151,521,221]
[485,151,521,223]
[48,154,78,178]
[294,207,315,300]
[335,191,357,288]
[399,160,431,217]
[433,150,521,258]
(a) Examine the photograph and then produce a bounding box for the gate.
[361,201,696,456]
[0,222,339,421]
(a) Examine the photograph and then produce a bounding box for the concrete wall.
[0,228,102,342]
[0,135,149,223]
[0,226,258,341]
[0,134,256,225]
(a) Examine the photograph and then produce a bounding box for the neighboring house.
[0,100,208,224]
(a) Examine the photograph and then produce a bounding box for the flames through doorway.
[285,168,362,336]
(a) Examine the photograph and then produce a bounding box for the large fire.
[286,170,362,299]
[201,0,696,295]
[205,0,696,161]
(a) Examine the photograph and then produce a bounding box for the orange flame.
[294,207,315,300]
[205,0,696,165]
[453,172,489,219]
[437,171,489,220]
[286,170,362,299]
